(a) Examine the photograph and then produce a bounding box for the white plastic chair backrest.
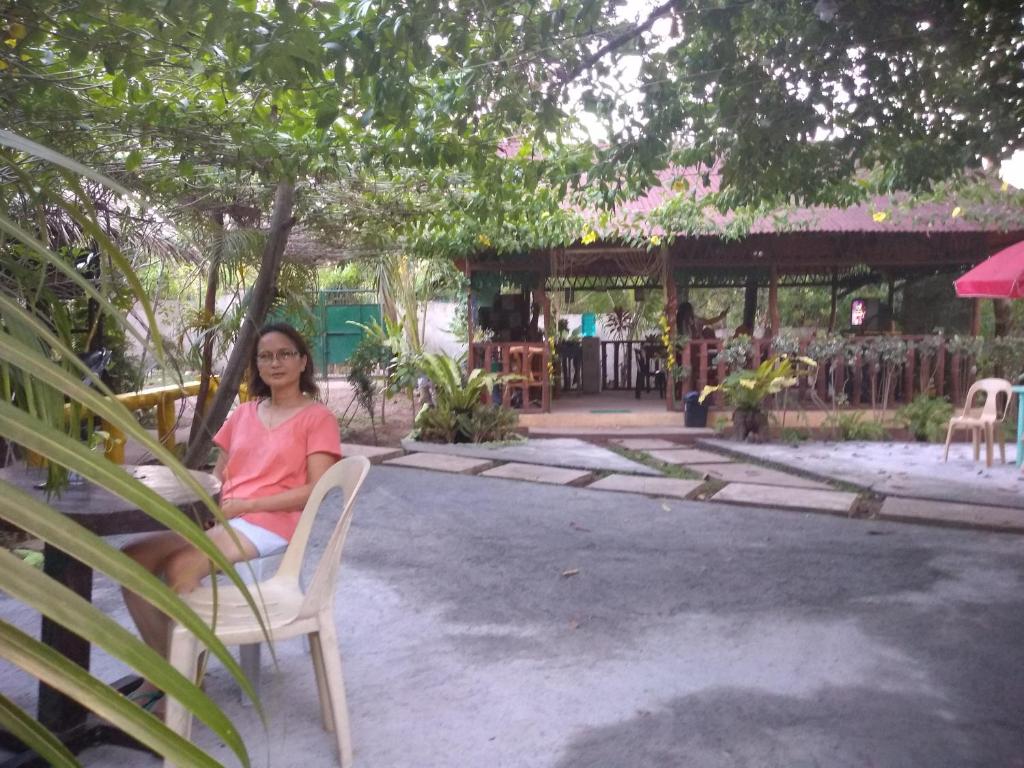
[271,456,370,612]
[961,378,1013,421]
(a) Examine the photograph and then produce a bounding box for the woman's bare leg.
[122,531,192,657]
[163,525,258,595]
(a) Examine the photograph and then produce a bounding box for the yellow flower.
[581,230,598,245]
[698,385,718,403]
[4,39,17,48]
[476,234,491,248]
[650,235,662,246]
[1001,181,1010,192]
[739,379,757,390]
[951,206,962,218]
[872,211,888,223]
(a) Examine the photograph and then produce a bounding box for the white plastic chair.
[163,456,371,768]
[943,378,1014,467]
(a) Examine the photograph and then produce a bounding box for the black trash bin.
[683,391,709,428]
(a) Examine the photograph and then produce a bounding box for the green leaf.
[111,71,128,100]
[315,101,340,129]
[0,694,77,768]
[0,550,250,765]
[125,149,142,172]
[0,621,230,768]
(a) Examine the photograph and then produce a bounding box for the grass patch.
[607,445,704,481]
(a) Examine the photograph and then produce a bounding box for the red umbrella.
[955,239,1024,298]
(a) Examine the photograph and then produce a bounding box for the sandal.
[127,689,165,712]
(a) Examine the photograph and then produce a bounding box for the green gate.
[311,290,381,371]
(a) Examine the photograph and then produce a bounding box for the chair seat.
[185,578,308,643]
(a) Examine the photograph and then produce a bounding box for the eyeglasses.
[256,350,301,365]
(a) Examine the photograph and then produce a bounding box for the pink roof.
[594,166,1024,238]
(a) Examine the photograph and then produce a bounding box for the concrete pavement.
[9,466,1019,767]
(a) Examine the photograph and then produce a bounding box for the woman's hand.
[221,498,255,518]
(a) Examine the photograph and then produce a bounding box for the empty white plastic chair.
[943,378,1014,467]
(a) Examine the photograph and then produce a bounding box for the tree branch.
[559,0,676,88]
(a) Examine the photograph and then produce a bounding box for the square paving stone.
[646,448,732,465]
[384,453,494,474]
[697,463,831,489]
[586,474,703,500]
[711,483,858,513]
[343,444,405,464]
[481,463,593,486]
[879,497,1024,532]
[611,438,680,450]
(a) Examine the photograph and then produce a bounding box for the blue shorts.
[228,518,288,558]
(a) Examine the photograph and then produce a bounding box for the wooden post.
[742,276,758,331]
[663,246,678,410]
[828,269,838,333]
[465,260,475,353]
[767,264,780,338]
[970,299,982,336]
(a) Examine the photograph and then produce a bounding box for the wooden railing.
[99,379,218,463]
[469,342,550,413]
[599,335,982,409]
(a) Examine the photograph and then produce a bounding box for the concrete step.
[480,463,594,486]
[585,474,703,500]
[383,453,495,474]
[343,444,405,464]
[697,463,833,489]
[879,497,1024,532]
[710,483,858,513]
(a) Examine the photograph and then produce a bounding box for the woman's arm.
[220,451,337,518]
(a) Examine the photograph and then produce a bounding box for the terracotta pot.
[733,409,769,442]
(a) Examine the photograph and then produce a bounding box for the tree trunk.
[184,181,295,468]
[188,211,225,448]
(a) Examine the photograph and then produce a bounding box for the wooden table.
[0,464,218,765]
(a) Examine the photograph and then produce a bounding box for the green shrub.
[897,395,954,442]
[779,427,809,445]
[413,352,520,443]
[828,411,889,441]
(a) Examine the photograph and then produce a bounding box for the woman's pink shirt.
[213,400,342,541]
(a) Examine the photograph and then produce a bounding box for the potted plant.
[699,355,815,441]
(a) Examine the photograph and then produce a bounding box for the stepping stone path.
[384,453,494,474]
[481,463,593,486]
[645,448,733,465]
[343,444,405,464]
[695,463,832,489]
[587,474,703,500]
[879,497,1024,532]
[711,483,858,513]
[611,438,681,450]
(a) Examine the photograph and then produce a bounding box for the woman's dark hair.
[248,322,320,400]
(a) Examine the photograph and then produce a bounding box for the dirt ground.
[320,378,416,448]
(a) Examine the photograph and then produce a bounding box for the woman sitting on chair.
[121,322,342,711]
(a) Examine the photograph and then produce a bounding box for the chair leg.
[239,643,261,706]
[315,613,353,768]
[985,423,994,467]
[308,629,333,730]
[943,423,955,461]
[972,428,980,462]
[163,631,201,766]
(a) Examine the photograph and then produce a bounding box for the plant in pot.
[699,355,815,442]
